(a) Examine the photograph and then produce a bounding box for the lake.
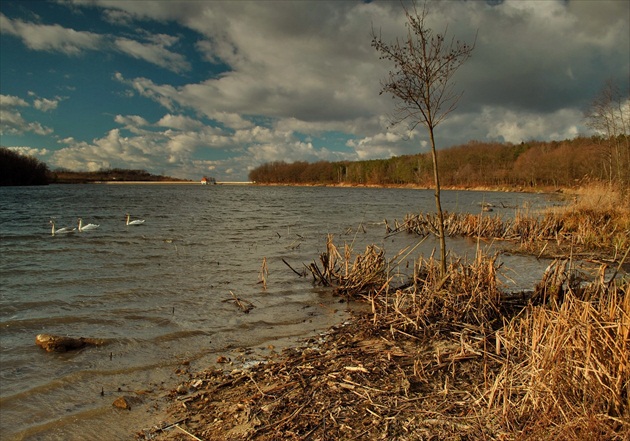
[0,184,555,440]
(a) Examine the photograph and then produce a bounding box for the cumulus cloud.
[8,146,50,157]
[114,37,190,73]
[1,94,29,108]
[347,128,421,161]
[50,112,226,176]
[0,94,53,136]
[0,12,189,73]
[3,0,628,180]
[103,0,624,156]
[156,114,205,131]
[0,13,102,55]
[33,97,60,112]
[480,107,583,144]
[106,1,389,126]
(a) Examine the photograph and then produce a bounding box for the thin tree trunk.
[429,127,447,276]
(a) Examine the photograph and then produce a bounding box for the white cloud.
[479,106,586,144]
[114,114,150,127]
[156,114,205,131]
[1,94,29,108]
[0,94,53,136]
[1,13,190,73]
[115,73,179,111]
[8,146,50,157]
[347,127,421,161]
[106,1,390,126]
[98,0,628,177]
[33,97,60,112]
[114,37,190,73]
[3,0,628,180]
[0,13,102,55]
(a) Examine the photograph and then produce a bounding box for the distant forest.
[50,168,187,184]
[0,147,50,185]
[248,136,630,190]
[0,147,185,185]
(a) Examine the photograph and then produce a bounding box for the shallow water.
[0,184,555,440]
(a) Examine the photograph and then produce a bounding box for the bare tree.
[586,79,630,192]
[372,1,475,276]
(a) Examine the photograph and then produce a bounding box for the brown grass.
[393,185,629,262]
[141,205,629,440]
[304,238,630,440]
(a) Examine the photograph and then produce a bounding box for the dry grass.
[144,243,628,440]
[493,272,629,440]
[393,185,630,262]
[142,221,628,441]
[305,239,630,440]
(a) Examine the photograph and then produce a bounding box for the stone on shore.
[113,395,142,410]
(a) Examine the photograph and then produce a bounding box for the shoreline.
[49,180,568,195]
[93,181,254,185]
[137,253,628,440]
[132,190,628,440]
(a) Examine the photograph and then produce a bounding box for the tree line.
[50,168,186,183]
[248,135,629,191]
[0,147,184,185]
[0,147,50,186]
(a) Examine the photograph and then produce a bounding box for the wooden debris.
[223,291,254,313]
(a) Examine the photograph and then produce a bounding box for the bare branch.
[372,0,476,276]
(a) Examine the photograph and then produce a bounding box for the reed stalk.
[306,234,629,439]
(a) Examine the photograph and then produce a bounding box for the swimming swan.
[50,220,76,236]
[78,218,100,232]
[126,214,145,226]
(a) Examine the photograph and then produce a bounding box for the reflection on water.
[0,184,556,439]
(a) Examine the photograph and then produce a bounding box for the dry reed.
[492,267,629,439]
[145,228,628,440]
[305,236,629,440]
[393,202,629,261]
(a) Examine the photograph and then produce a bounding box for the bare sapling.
[372,1,476,276]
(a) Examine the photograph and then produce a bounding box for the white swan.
[78,218,100,232]
[126,214,145,226]
[50,219,76,236]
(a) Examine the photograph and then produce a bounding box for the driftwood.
[35,333,107,352]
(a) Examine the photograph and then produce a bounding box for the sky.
[1,0,629,181]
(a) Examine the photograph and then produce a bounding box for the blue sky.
[1,0,628,181]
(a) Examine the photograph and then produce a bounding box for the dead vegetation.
[388,188,629,263]
[139,232,629,441]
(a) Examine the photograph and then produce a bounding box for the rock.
[112,395,142,410]
[176,384,188,395]
[35,333,106,352]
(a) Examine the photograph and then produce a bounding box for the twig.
[174,424,204,441]
[156,418,188,432]
[227,291,254,313]
[606,246,630,286]
[282,258,303,277]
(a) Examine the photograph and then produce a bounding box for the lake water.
[0,184,555,440]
